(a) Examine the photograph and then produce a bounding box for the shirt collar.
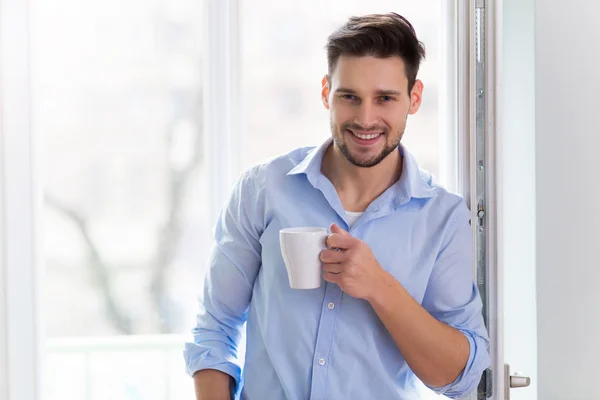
[286,138,332,177]
[287,137,436,203]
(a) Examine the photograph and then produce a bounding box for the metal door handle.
[504,364,531,399]
[510,373,531,388]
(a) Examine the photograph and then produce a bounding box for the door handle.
[510,374,531,388]
[504,364,531,399]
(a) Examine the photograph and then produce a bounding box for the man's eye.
[341,94,357,101]
[380,96,395,102]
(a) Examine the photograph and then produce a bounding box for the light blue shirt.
[184,138,490,399]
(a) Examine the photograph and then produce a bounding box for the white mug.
[279,227,328,289]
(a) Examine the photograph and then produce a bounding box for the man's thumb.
[330,223,348,235]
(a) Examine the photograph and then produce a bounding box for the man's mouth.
[346,129,384,141]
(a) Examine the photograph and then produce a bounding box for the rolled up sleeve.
[183,168,264,389]
[422,200,491,398]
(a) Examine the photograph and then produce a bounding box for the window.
[34,0,204,398]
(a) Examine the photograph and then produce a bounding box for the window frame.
[0,0,44,398]
[204,0,242,227]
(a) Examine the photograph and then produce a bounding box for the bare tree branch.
[45,194,134,335]
[45,94,204,334]
[149,102,203,333]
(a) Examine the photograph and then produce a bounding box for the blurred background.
[35,1,448,399]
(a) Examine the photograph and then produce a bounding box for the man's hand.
[320,223,389,300]
[321,225,471,388]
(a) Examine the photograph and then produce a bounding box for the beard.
[331,120,403,168]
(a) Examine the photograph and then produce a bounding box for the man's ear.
[321,75,330,110]
[408,79,423,115]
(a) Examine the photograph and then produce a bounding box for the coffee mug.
[279,227,328,289]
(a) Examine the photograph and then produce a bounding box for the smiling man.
[184,13,490,399]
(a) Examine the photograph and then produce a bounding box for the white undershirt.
[345,210,364,229]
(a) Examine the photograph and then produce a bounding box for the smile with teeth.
[351,131,382,140]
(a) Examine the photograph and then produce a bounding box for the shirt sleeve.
[421,199,491,399]
[183,167,264,390]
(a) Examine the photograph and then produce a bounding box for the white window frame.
[0,0,44,398]
[458,1,504,399]
[203,0,242,227]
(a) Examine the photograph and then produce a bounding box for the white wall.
[535,1,600,399]
[502,1,600,398]
[501,0,538,398]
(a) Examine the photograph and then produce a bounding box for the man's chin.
[345,145,400,168]
[344,153,384,168]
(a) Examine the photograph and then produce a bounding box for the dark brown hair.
[325,12,426,92]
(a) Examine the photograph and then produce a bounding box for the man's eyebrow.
[374,89,402,96]
[335,87,358,94]
[334,88,402,96]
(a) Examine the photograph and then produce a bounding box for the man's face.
[322,55,423,168]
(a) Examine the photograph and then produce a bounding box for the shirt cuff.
[183,341,243,387]
[427,330,488,399]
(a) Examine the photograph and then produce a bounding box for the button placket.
[309,283,343,398]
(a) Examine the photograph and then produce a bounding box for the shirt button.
[327,302,335,309]
[318,358,326,366]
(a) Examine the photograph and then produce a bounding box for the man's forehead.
[330,55,408,92]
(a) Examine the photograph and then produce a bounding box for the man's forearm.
[367,271,470,388]
[193,369,234,400]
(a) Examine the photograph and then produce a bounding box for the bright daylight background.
[35,1,449,398]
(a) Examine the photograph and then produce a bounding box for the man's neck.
[321,143,403,212]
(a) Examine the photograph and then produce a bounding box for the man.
[184,12,490,399]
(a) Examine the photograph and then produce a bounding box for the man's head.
[322,13,426,168]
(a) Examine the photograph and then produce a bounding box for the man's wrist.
[366,268,395,305]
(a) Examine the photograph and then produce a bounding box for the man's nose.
[356,102,379,128]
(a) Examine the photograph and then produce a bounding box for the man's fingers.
[322,263,343,274]
[326,223,353,249]
[320,249,345,263]
[326,233,354,250]
[329,223,349,235]
[323,271,342,284]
